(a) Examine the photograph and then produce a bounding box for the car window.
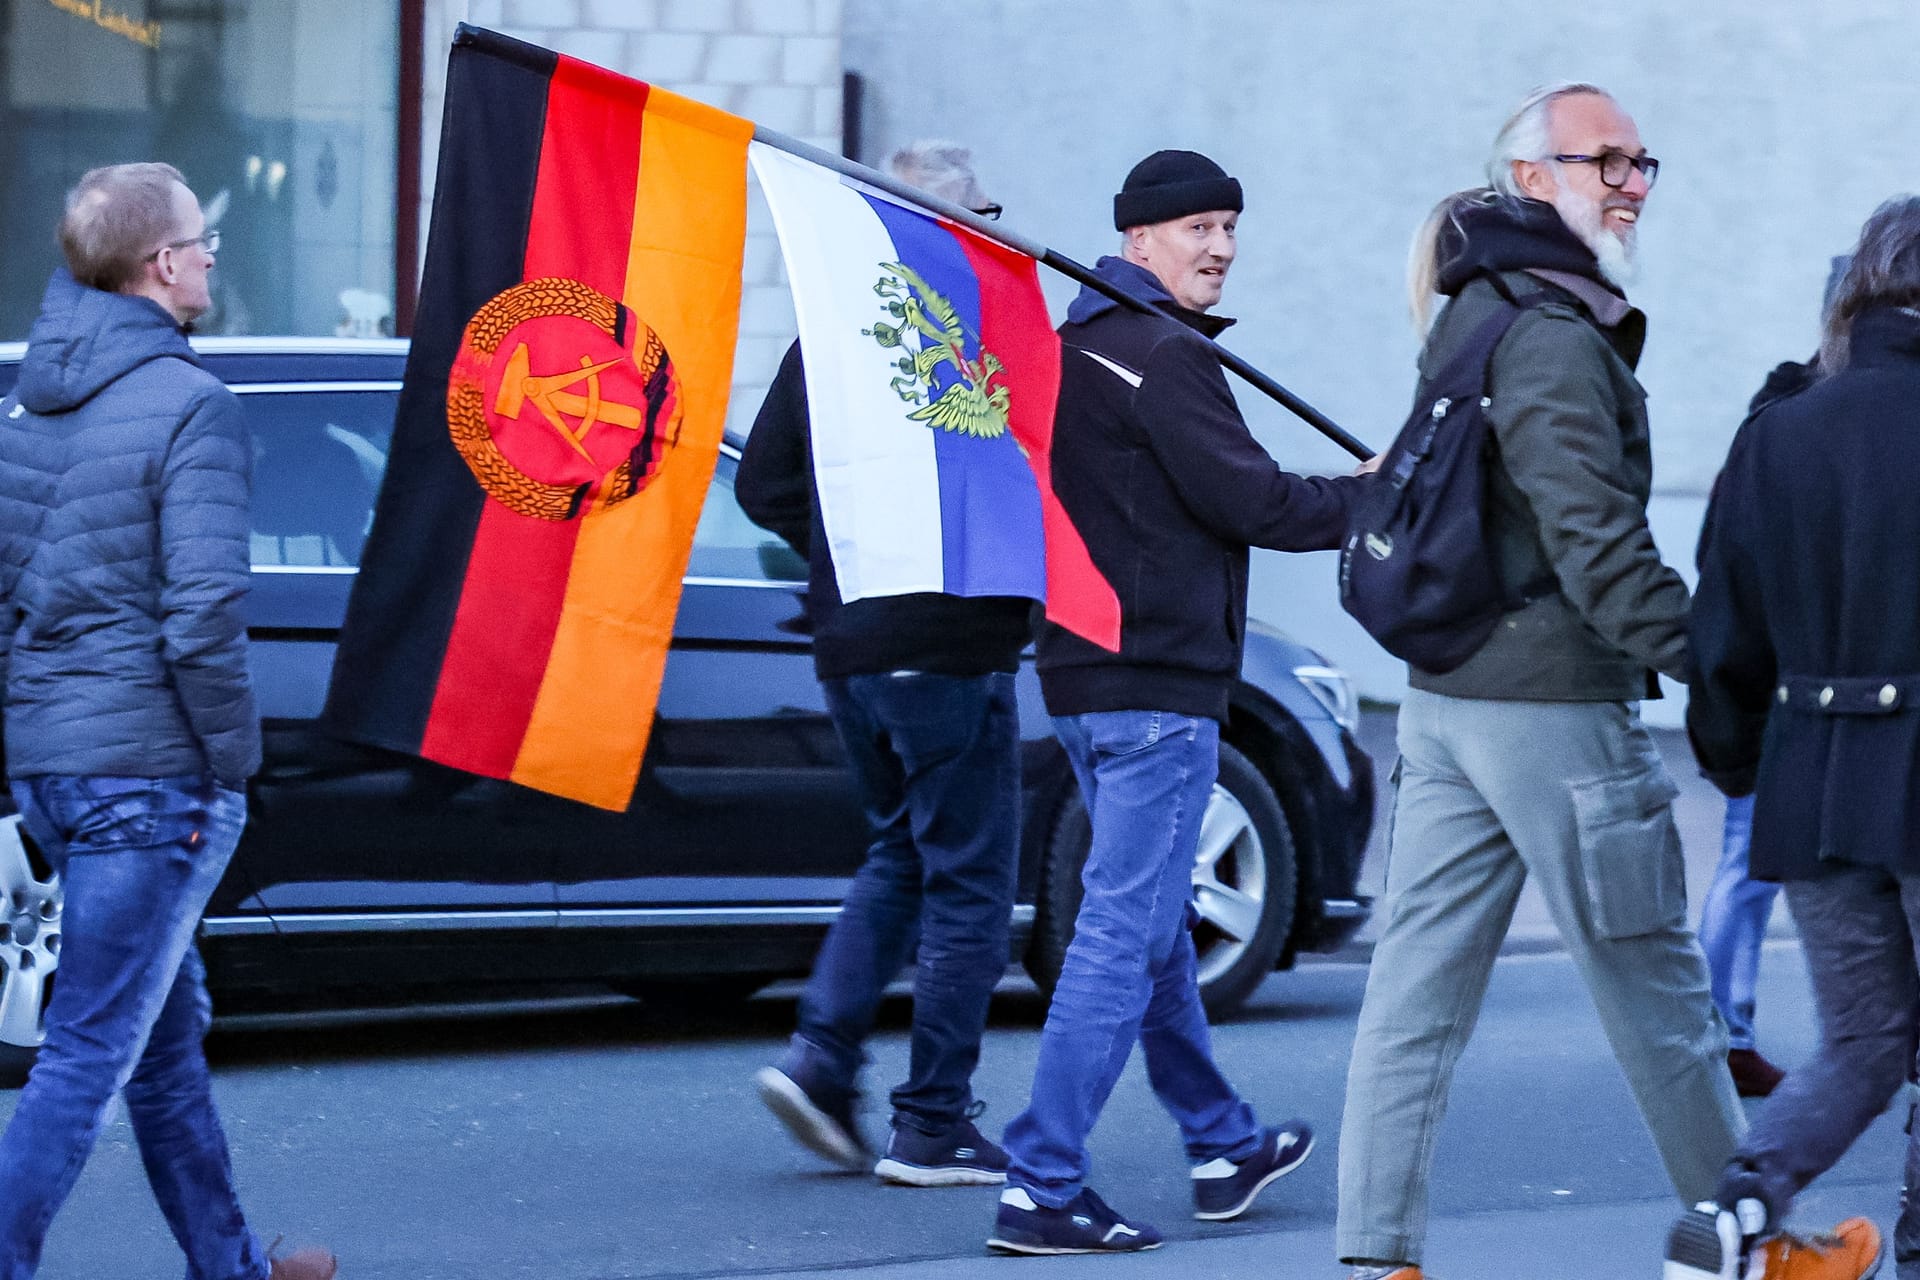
[686,459,807,583]
[243,390,396,569]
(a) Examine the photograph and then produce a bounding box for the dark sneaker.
[1664,1201,1883,1279]
[754,1065,869,1171]
[1729,1048,1787,1098]
[987,1185,1162,1255]
[266,1242,338,1280]
[1192,1121,1314,1221]
[874,1113,1009,1187]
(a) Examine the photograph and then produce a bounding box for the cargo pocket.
[1570,766,1685,940]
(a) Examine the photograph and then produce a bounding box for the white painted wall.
[844,0,1920,724]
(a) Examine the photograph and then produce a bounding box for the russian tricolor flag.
[751,144,1120,651]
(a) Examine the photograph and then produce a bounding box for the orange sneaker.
[1665,1203,1881,1279]
[1753,1219,1883,1279]
[1348,1269,1424,1280]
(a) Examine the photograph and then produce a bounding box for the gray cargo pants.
[1740,864,1920,1278]
[1336,691,1745,1265]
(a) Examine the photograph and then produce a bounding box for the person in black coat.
[1671,198,1920,1279]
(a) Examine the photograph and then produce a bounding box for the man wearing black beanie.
[987,150,1367,1256]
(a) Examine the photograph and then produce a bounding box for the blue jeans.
[1002,710,1261,1207]
[0,776,265,1280]
[784,671,1021,1135]
[1699,795,1778,1051]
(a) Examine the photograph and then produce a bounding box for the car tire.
[0,815,58,1088]
[1024,740,1298,1019]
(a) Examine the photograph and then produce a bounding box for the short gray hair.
[1486,82,1612,198]
[887,140,988,210]
[58,162,190,293]
[1819,195,1920,373]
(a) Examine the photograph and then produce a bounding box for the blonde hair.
[58,162,189,292]
[1407,187,1496,332]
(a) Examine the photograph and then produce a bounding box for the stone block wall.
[418,0,843,437]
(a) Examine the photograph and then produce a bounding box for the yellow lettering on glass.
[43,0,162,50]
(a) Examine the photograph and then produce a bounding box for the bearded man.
[1332,84,1747,1280]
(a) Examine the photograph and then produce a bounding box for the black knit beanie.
[1112,150,1243,231]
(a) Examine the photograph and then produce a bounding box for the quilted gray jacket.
[0,270,259,784]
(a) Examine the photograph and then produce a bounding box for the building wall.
[417,0,844,439]
[844,0,1920,722]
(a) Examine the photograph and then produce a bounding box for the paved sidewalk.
[733,1181,1891,1280]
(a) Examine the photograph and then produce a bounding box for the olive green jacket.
[1408,269,1690,701]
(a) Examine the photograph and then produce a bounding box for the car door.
[229,378,559,930]
[544,446,870,917]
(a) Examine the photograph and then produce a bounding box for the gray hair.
[1486,81,1612,198]
[58,162,190,293]
[887,139,988,210]
[1819,195,1920,373]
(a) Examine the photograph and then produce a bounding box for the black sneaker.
[754,1065,869,1171]
[874,1111,1009,1187]
[1192,1121,1314,1221]
[987,1185,1163,1255]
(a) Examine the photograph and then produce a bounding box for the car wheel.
[0,815,60,1087]
[1025,740,1298,1019]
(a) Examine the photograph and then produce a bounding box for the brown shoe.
[267,1245,338,1280]
[1730,1048,1786,1098]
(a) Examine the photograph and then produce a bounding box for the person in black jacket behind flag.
[988,149,1368,1256]
[739,142,1033,1191]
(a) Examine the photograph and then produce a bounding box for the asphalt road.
[20,942,1902,1278]
[14,711,1870,1278]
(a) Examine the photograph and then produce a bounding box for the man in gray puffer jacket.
[0,164,332,1280]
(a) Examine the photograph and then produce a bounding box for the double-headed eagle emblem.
[862,263,1013,439]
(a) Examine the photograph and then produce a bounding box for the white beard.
[1557,185,1639,290]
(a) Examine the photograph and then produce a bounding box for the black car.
[0,337,1372,1078]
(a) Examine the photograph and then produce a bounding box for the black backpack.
[1339,280,1554,674]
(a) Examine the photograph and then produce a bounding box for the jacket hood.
[1848,305,1920,369]
[16,269,197,415]
[1066,255,1235,338]
[1435,197,1617,298]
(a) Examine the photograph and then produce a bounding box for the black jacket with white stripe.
[1036,256,1361,721]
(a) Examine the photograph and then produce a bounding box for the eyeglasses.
[144,228,221,261]
[1552,152,1660,190]
[971,203,1003,221]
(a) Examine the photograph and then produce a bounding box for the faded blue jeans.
[783,671,1021,1136]
[1002,709,1261,1207]
[0,776,266,1280]
[1699,795,1778,1051]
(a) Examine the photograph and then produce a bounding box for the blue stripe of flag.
[861,193,1045,601]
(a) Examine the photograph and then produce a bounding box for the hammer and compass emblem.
[447,278,683,522]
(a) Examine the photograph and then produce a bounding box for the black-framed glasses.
[144,228,221,261]
[971,203,1003,221]
[1552,152,1659,190]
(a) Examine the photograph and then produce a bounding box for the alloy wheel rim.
[0,817,58,1048]
[1190,786,1266,986]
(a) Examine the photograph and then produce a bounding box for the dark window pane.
[687,461,807,583]
[243,390,394,568]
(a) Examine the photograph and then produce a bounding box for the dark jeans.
[1002,710,1260,1207]
[1727,861,1920,1278]
[0,775,265,1280]
[783,671,1021,1136]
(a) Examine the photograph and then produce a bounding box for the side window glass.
[241,390,396,569]
[686,457,807,582]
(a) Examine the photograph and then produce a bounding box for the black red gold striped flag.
[324,26,751,810]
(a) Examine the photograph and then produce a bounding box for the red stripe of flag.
[421,58,651,774]
[954,231,1122,651]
